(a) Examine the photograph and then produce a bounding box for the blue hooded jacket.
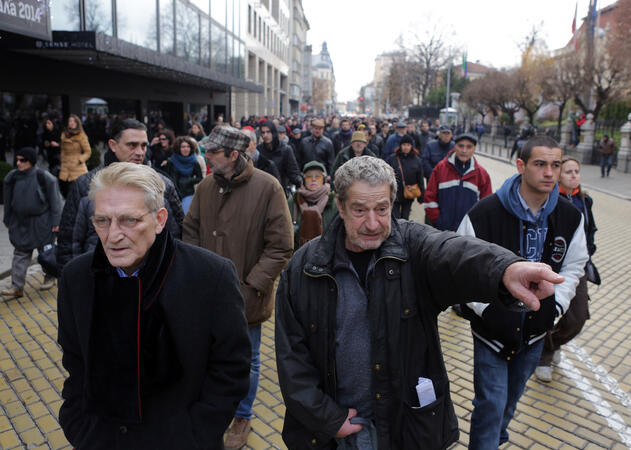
[495,174,559,262]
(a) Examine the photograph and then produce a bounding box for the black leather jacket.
[298,135,335,175]
[275,216,523,449]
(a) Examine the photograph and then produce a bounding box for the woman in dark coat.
[387,134,424,220]
[41,118,61,174]
[149,129,175,168]
[160,136,202,213]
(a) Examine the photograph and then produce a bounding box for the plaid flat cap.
[199,125,250,153]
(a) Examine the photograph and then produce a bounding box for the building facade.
[1,0,261,139]
[287,0,309,116]
[373,51,405,116]
[311,41,335,115]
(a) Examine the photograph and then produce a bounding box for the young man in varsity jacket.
[457,136,588,450]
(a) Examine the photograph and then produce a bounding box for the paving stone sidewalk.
[1,155,630,449]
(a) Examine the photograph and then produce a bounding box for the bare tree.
[548,56,581,134]
[461,77,497,121]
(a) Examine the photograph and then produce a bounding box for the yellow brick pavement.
[1,154,631,449]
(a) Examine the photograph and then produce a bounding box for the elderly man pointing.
[57,162,250,449]
[275,156,563,449]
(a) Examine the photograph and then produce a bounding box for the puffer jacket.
[3,168,62,250]
[59,131,91,182]
[275,216,524,449]
[56,150,184,269]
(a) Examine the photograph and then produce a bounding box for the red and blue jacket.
[424,152,492,231]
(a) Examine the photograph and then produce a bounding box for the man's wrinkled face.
[438,131,452,144]
[351,141,367,154]
[337,181,392,252]
[518,146,562,195]
[312,125,324,138]
[109,129,149,164]
[93,186,167,274]
[454,140,475,163]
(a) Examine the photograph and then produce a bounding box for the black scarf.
[86,230,181,424]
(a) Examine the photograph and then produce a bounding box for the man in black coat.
[57,163,250,449]
[257,120,302,191]
[56,119,184,270]
[275,156,565,450]
[298,118,336,176]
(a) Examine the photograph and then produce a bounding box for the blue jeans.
[600,154,613,176]
[468,337,544,450]
[235,324,261,419]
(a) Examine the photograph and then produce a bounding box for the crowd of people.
[1,111,602,450]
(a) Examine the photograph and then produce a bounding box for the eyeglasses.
[159,137,169,141]
[304,174,323,180]
[91,211,153,230]
[16,157,25,162]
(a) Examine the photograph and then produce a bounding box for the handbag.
[37,242,60,278]
[585,258,601,285]
[396,157,422,200]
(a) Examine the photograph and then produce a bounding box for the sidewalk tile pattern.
[1,155,630,449]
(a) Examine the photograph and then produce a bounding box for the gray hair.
[241,128,257,144]
[334,156,397,205]
[89,162,165,212]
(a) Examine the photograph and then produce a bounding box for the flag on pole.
[462,52,467,79]
[591,0,598,33]
[572,2,577,50]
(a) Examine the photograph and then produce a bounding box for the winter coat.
[58,230,250,449]
[254,152,282,184]
[298,135,335,175]
[287,191,338,249]
[598,138,617,156]
[59,131,91,182]
[387,151,425,204]
[421,140,455,181]
[332,130,353,154]
[381,133,405,161]
[56,150,184,269]
[331,146,377,181]
[160,157,203,198]
[258,120,303,189]
[458,175,588,357]
[3,168,62,250]
[182,161,293,325]
[275,216,524,449]
[424,153,492,231]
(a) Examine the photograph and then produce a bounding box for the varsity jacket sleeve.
[554,215,588,316]
[457,214,491,317]
[423,171,440,223]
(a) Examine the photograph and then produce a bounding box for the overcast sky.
[303,0,617,102]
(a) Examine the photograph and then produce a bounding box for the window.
[211,0,225,26]
[159,0,174,54]
[201,17,210,67]
[84,0,112,35]
[51,0,80,31]
[211,22,226,73]
[176,1,200,64]
[190,0,209,14]
[118,0,158,50]
[248,5,251,34]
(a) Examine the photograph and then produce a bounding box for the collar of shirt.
[116,266,140,278]
[516,188,549,224]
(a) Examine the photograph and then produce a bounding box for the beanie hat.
[16,147,37,166]
[399,134,415,147]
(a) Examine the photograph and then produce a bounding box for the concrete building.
[311,41,336,115]
[302,44,313,114]
[1,0,261,135]
[234,0,290,120]
[288,0,309,116]
[373,51,405,116]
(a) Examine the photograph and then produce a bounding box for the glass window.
[176,1,200,64]
[227,0,234,34]
[190,0,209,15]
[201,17,210,67]
[238,42,245,79]
[51,0,80,31]
[226,34,233,76]
[211,0,225,27]
[118,0,158,50]
[84,0,112,35]
[211,22,226,73]
[160,0,175,55]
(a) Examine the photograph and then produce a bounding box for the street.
[0,154,630,449]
